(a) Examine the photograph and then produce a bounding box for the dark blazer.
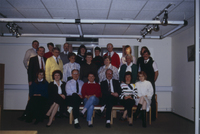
[48,81,66,105]
[100,79,121,97]
[28,56,47,82]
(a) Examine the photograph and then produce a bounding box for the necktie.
[41,58,44,70]
[76,81,79,93]
[144,60,147,64]
[108,80,111,92]
[56,58,59,65]
[109,52,111,58]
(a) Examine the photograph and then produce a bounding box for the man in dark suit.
[28,46,46,86]
[100,69,121,128]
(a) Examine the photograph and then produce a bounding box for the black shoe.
[128,123,133,126]
[34,120,40,125]
[88,124,93,127]
[119,117,126,122]
[46,124,51,127]
[105,123,111,128]
[18,115,26,121]
[74,123,81,129]
[80,112,84,118]
[44,115,49,119]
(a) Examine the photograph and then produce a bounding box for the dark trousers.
[102,94,119,120]
[66,93,82,119]
[26,96,47,121]
[150,81,156,120]
[120,99,135,118]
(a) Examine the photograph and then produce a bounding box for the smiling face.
[143,52,150,60]
[86,55,92,63]
[38,72,44,80]
[72,70,79,81]
[95,50,100,56]
[125,47,131,55]
[107,44,113,52]
[125,75,131,84]
[80,48,86,55]
[69,55,76,63]
[88,74,95,82]
[32,42,39,49]
[63,43,69,52]
[53,50,60,58]
[54,73,61,81]
[104,58,111,66]
[139,74,145,82]
[126,55,132,64]
[37,47,45,57]
[106,69,113,80]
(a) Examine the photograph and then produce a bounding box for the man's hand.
[111,92,119,97]
[29,82,32,86]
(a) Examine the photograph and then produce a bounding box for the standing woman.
[25,69,48,124]
[134,71,153,128]
[98,56,119,83]
[121,45,136,66]
[119,54,137,83]
[119,71,137,126]
[46,70,66,127]
[63,52,80,82]
[75,45,87,66]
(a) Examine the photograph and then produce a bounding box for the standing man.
[92,47,104,70]
[103,43,120,69]
[100,69,121,128]
[23,40,39,69]
[45,47,63,83]
[80,52,99,83]
[139,49,158,121]
[60,43,70,65]
[66,69,84,129]
[28,46,46,86]
[44,42,54,59]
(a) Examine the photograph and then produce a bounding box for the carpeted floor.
[0,110,194,134]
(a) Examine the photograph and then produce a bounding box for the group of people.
[20,40,158,129]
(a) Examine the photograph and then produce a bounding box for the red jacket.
[104,52,120,69]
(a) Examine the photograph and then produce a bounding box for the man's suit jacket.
[28,55,47,82]
[60,52,69,65]
[45,56,63,83]
[100,79,121,97]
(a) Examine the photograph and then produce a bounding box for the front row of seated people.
[22,69,153,129]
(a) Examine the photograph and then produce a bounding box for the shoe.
[44,115,49,119]
[128,123,133,126]
[105,123,111,128]
[88,124,93,127]
[34,120,40,125]
[74,123,81,129]
[46,124,51,127]
[119,117,126,122]
[80,112,84,118]
[18,115,26,121]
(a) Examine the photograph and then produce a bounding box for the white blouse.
[54,80,63,94]
[63,62,80,82]
[135,80,153,100]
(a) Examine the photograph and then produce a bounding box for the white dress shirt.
[65,79,84,96]
[138,58,158,72]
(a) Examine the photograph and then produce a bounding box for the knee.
[89,96,95,101]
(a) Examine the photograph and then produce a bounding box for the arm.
[154,71,158,82]
[95,84,101,98]
[23,50,30,69]
[81,83,86,99]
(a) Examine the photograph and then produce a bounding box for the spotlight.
[6,23,12,33]
[137,38,142,42]
[15,27,21,38]
[146,27,153,34]
[162,9,168,25]
[142,31,148,38]
[153,24,159,31]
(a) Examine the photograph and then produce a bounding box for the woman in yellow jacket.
[45,47,63,83]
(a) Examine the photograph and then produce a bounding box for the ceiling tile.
[171,1,194,12]
[57,24,79,34]
[33,24,62,34]
[108,10,139,19]
[135,10,162,20]
[103,24,130,35]
[111,0,147,11]
[0,8,24,18]
[48,9,79,19]
[79,10,109,19]
[168,11,194,20]
[77,0,111,10]
[18,9,51,18]
[41,0,77,9]
[82,24,105,34]
[0,0,13,8]
[7,0,45,9]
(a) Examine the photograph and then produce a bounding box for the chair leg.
[69,110,73,124]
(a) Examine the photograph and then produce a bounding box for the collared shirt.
[63,62,80,82]
[53,55,59,63]
[108,51,114,57]
[54,80,63,94]
[126,62,133,72]
[107,79,114,93]
[63,51,69,55]
[65,79,84,96]
[37,78,43,82]
[33,48,37,53]
[88,81,95,84]
[38,55,45,70]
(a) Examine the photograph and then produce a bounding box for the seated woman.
[119,54,137,83]
[63,52,80,82]
[98,56,119,83]
[25,69,48,124]
[134,71,153,128]
[46,70,66,127]
[81,73,101,127]
[119,71,137,126]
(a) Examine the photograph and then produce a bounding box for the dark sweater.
[29,81,49,98]
[81,82,101,99]
[92,56,104,70]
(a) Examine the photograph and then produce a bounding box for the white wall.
[172,26,195,121]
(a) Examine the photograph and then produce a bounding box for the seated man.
[100,69,121,128]
[65,69,84,129]
[81,73,101,127]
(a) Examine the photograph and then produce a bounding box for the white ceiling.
[0,0,195,38]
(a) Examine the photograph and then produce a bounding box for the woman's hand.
[33,94,41,96]
[60,94,66,99]
[124,96,132,100]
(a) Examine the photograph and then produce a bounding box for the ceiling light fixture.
[137,38,142,42]
[162,9,168,26]
[5,23,22,38]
